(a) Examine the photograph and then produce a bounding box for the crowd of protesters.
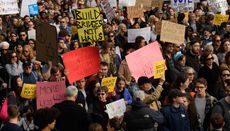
[0,0,230,131]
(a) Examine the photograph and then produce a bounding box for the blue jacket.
[115,87,132,105]
[160,105,190,131]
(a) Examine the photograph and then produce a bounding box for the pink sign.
[125,42,164,80]
[36,81,66,109]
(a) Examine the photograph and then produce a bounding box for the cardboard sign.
[73,7,104,43]
[208,0,228,14]
[28,3,38,16]
[127,5,144,19]
[128,27,151,43]
[152,0,163,8]
[106,99,126,119]
[153,60,166,79]
[63,47,100,83]
[119,0,136,7]
[20,0,37,17]
[171,0,194,12]
[36,23,58,65]
[36,81,66,109]
[100,0,115,22]
[28,29,36,40]
[160,20,185,45]
[213,14,229,25]
[126,42,164,80]
[0,0,19,15]
[101,77,117,93]
[21,84,36,99]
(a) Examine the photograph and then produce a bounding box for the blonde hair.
[21,45,34,61]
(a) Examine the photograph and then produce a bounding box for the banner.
[128,27,151,43]
[160,20,185,45]
[152,0,163,8]
[153,60,166,79]
[213,14,229,25]
[20,0,37,17]
[36,23,58,65]
[106,99,126,119]
[101,77,117,93]
[119,0,136,7]
[171,0,194,12]
[126,42,164,80]
[63,47,100,83]
[28,3,39,16]
[0,0,19,15]
[127,6,144,19]
[100,0,115,22]
[208,0,228,14]
[73,7,104,43]
[36,81,66,109]
[21,84,36,99]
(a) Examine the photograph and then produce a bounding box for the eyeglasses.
[20,34,26,36]
[109,35,114,37]
[222,74,230,77]
[1,49,8,51]
[24,50,29,53]
[196,86,205,89]
[188,73,195,76]
[11,55,17,58]
[61,21,65,23]
[215,39,221,42]
[206,57,214,61]
[11,35,17,37]
[98,93,106,96]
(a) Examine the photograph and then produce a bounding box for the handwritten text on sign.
[153,60,166,79]
[21,84,36,99]
[63,47,100,83]
[171,0,194,12]
[36,81,66,109]
[106,99,126,119]
[73,7,104,43]
[101,77,117,93]
[0,0,19,15]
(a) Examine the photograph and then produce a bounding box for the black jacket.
[53,100,89,131]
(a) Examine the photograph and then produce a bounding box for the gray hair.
[133,90,145,101]
[65,85,78,97]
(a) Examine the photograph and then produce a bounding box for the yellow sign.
[73,7,104,43]
[20,84,36,99]
[153,60,165,79]
[213,14,229,25]
[101,77,117,93]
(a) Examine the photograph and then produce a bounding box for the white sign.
[109,0,117,7]
[171,0,194,12]
[20,0,37,17]
[106,99,126,119]
[86,0,97,7]
[128,27,151,43]
[119,0,136,7]
[208,0,228,14]
[28,29,36,40]
[0,0,19,15]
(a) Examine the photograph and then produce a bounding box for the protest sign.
[208,0,228,14]
[127,6,144,19]
[20,0,37,17]
[106,99,126,119]
[151,0,163,8]
[73,7,104,43]
[153,60,166,79]
[128,27,151,43]
[155,21,162,35]
[119,0,136,7]
[0,0,19,15]
[101,77,117,93]
[126,42,164,80]
[63,47,100,83]
[171,0,194,12]
[28,29,36,40]
[36,81,66,109]
[160,20,185,45]
[109,0,117,7]
[86,0,97,7]
[36,23,58,65]
[213,14,229,25]
[28,3,39,16]
[21,84,36,99]
[136,0,152,9]
[100,0,115,22]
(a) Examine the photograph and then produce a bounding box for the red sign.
[36,81,66,109]
[63,47,100,83]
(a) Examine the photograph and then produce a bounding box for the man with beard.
[186,38,201,73]
[212,79,230,131]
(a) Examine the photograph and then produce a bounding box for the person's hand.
[159,75,165,86]
[2,83,7,89]
[112,91,116,96]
